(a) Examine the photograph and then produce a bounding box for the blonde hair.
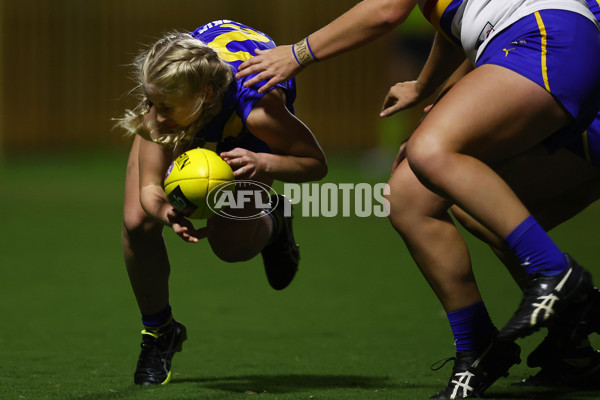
[114,31,233,148]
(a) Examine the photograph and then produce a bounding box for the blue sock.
[447,301,497,353]
[504,215,567,276]
[142,305,174,333]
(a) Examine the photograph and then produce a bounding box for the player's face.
[144,84,200,132]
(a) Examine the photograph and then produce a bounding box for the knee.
[385,175,425,236]
[385,157,453,238]
[210,235,256,263]
[122,206,162,242]
[385,184,410,234]
[207,218,260,263]
[405,132,448,184]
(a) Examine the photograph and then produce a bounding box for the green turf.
[1,150,599,400]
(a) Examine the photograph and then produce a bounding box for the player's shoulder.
[190,20,275,65]
[190,20,271,41]
[191,19,235,38]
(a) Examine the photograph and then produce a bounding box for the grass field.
[1,150,599,400]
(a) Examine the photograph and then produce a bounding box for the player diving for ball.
[114,20,327,386]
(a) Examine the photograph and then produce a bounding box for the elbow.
[377,0,412,27]
[314,151,329,181]
[315,160,328,181]
[306,157,328,182]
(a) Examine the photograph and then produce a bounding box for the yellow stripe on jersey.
[424,0,455,42]
[222,110,243,140]
[583,130,591,162]
[207,23,271,63]
[534,12,551,92]
[202,112,244,153]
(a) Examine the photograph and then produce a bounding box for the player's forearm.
[261,153,328,183]
[307,0,415,61]
[140,184,172,225]
[137,137,175,225]
[438,59,474,96]
[414,33,467,98]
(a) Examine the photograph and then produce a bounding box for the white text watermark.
[207,181,390,220]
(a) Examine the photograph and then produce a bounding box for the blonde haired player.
[115,20,327,385]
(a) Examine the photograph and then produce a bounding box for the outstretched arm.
[381,32,467,117]
[236,0,418,92]
[383,35,469,172]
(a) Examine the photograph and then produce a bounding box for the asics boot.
[526,286,600,365]
[498,254,593,341]
[515,287,600,388]
[134,320,187,386]
[431,340,521,398]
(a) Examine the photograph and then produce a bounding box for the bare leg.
[122,135,171,315]
[405,67,592,341]
[451,146,600,288]
[407,65,570,239]
[388,158,521,399]
[387,159,482,312]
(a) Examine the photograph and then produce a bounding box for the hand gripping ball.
[164,148,235,219]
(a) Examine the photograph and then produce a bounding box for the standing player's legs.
[387,158,520,398]
[388,142,600,395]
[407,53,598,339]
[388,159,481,312]
[452,145,600,271]
[451,145,600,387]
[122,135,186,386]
[407,63,569,240]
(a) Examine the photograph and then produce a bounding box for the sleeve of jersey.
[236,76,296,124]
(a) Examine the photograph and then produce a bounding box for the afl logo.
[207,180,275,220]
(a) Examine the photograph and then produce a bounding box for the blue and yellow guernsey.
[417,0,597,63]
[417,0,463,46]
[589,0,600,20]
[189,20,296,153]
